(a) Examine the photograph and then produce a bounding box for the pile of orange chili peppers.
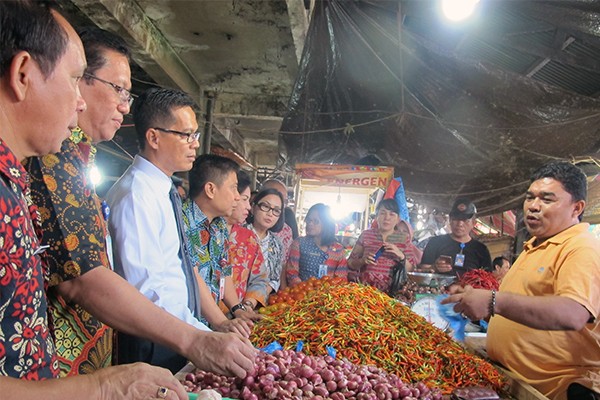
[252,282,505,394]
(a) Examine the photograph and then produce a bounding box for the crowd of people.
[1,2,598,400]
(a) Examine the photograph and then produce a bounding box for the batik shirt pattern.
[24,128,112,376]
[349,228,416,293]
[182,200,230,324]
[275,223,294,264]
[0,139,57,379]
[226,224,269,306]
[246,224,284,292]
[286,237,348,285]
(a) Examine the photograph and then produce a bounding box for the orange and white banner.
[295,164,394,189]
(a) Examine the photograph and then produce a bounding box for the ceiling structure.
[56,0,310,193]
[56,0,600,214]
[279,0,600,214]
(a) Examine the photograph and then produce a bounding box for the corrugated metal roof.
[533,60,600,96]
[402,0,600,99]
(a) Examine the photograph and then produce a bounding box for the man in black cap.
[419,198,492,276]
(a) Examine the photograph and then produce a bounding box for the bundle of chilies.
[458,269,499,291]
[182,349,443,400]
[251,282,505,394]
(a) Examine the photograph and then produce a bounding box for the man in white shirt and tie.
[107,87,255,376]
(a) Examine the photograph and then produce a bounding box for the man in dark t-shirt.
[420,198,492,276]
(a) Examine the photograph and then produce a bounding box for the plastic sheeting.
[279,0,600,215]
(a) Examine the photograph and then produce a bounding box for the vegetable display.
[252,281,504,394]
[268,276,347,305]
[183,349,443,400]
[458,270,499,291]
[392,281,447,305]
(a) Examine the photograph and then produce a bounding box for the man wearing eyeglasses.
[24,27,254,380]
[24,26,133,376]
[106,88,256,376]
[1,3,188,398]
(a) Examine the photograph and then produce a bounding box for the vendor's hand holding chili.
[443,285,494,321]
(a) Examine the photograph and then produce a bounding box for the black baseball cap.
[449,197,476,219]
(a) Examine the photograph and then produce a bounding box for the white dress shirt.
[106,155,210,331]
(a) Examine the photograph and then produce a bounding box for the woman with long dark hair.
[286,203,348,286]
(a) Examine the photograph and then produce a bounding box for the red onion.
[181,349,443,399]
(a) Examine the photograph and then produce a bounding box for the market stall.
[294,164,394,249]
[178,279,549,400]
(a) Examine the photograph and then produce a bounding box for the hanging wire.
[106,139,135,161]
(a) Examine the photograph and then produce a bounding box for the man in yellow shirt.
[444,161,600,400]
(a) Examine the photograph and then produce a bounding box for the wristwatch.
[230,303,247,314]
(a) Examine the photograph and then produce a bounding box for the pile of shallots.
[183,349,443,400]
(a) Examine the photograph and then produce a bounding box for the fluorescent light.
[441,0,480,21]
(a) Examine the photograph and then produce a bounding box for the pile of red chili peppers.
[459,269,500,291]
[252,283,505,394]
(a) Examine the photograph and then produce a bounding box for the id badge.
[454,253,465,268]
[105,234,114,270]
[219,276,225,300]
[317,264,328,278]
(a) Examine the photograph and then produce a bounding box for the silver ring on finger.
[157,386,169,399]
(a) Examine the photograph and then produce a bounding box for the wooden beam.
[486,33,600,73]
[525,34,575,77]
[67,0,201,101]
[285,0,309,64]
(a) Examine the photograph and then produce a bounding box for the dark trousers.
[114,331,187,374]
[568,383,600,400]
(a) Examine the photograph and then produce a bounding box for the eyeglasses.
[153,127,201,143]
[256,202,282,217]
[84,73,134,106]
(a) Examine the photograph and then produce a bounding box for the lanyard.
[101,200,110,221]
[459,242,466,254]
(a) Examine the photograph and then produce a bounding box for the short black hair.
[188,154,240,200]
[376,198,400,215]
[237,170,252,194]
[530,161,587,221]
[0,1,68,78]
[492,256,509,268]
[248,188,285,233]
[306,203,337,246]
[78,26,130,80]
[132,87,198,150]
[530,161,587,203]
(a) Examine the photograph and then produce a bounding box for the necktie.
[169,184,202,319]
